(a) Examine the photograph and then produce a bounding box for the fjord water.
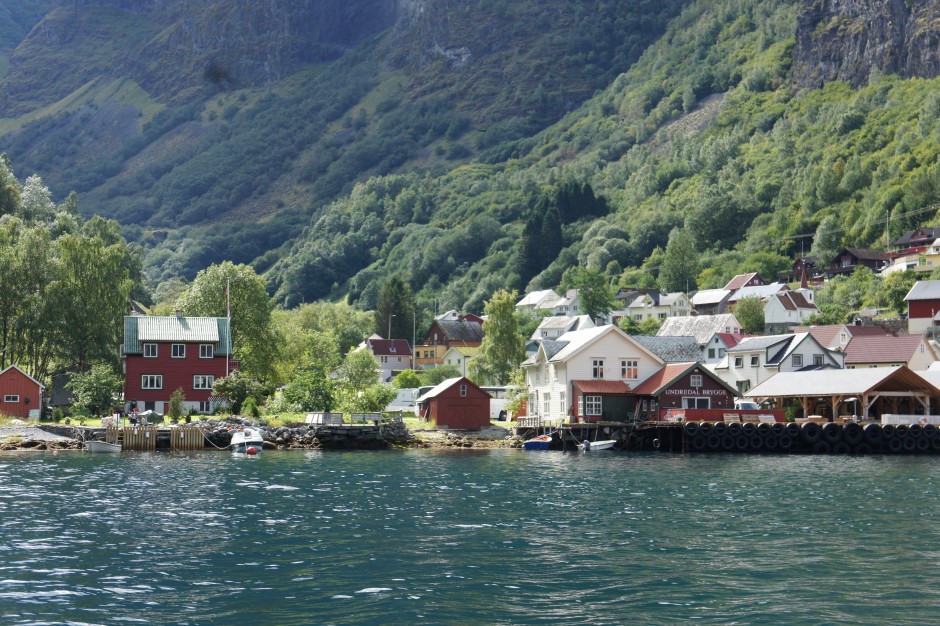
[2,450,939,625]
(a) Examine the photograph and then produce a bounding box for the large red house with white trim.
[123,315,236,415]
[0,365,44,419]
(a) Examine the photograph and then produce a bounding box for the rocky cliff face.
[2,0,403,111]
[793,0,940,89]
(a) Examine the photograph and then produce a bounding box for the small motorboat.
[578,439,617,451]
[523,434,553,451]
[231,428,264,455]
[85,440,122,454]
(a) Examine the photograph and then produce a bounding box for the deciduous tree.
[468,289,525,385]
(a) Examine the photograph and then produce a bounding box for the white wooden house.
[522,325,664,424]
[711,333,844,394]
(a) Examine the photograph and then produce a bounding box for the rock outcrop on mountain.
[794,0,940,89]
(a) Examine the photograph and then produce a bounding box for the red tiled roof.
[632,363,694,395]
[843,335,924,364]
[716,332,746,348]
[848,326,889,337]
[571,380,633,394]
[368,339,412,356]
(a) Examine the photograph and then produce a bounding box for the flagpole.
[226,279,231,378]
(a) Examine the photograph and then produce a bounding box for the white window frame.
[144,343,158,358]
[734,356,744,368]
[585,395,602,416]
[750,355,760,367]
[690,374,703,388]
[592,359,605,379]
[578,396,584,416]
[193,375,215,390]
[683,397,710,409]
[141,375,163,390]
[460,384,467,397]
[543,393,551,416]
[200,344,214,358]
[559,391,566,415]
[4,394,18,403]
[172,343,186,359]
[621,359,638,380]
[198,401,211,413]
[792,354,803,367]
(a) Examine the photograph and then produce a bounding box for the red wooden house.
[123,315,236,415]
[416,377,490,430]
[632,362,736,421]
[0,365,44,419]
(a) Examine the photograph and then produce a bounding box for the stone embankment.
[0,418,523,451]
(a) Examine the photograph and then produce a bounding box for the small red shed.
[0,365,44,419]
[417,377,491,430]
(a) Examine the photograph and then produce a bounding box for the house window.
[390,345,397,353]
[144,343,157,358]
[683,397,710,409]
[813,354,824,366]
[690,374,703,388]
[585,395,602,416]
[397,357,403,363]
[708,348,716,359]
[658,313,667,320]
[198,401,211,413]
[592,359,605,379]
[4,395,18,403]
[193,375,215,390]
[141,375,163,390]
[621,359,638,379]
[750,355,759,367]
[529,394,537,412]
[381,356,389,364]
[718,348,726,359]
[460,384,467,397]
[734,356,744,368]
[578,396,584,416]
[634,314,643,321]
[560,391,566,414]
[792,354,803,367]
[200,344,214,358]
[543,393,551,416]
[172,344,185,358]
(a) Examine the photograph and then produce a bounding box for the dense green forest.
[2,0,940,319]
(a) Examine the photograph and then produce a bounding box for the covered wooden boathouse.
[743,366,940,421]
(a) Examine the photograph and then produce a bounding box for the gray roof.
[542,340,569,359]
[691,289,731,305]
[434,319,484,342]
[657,314,741,345]
[905,280,940,301]
[727,334,792,353]
[632,336,703,362]
[745,366,939,398]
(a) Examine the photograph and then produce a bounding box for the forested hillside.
[0,0,689,304]
[3,0,940,315]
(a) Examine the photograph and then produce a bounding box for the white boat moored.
[231,427,264,455]
[578,439,617,451]
[85,440,122,453]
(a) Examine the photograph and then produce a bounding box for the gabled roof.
[893,227,940,247]
[633,362,736,397]
[691,289,731,306]
[905,280,940,302]
[724,272,763,291]
[843,335,930,364]
[728,334,793,354]
[547,325,663,365]
[416,377,486,402]
[367,338,412,356]
[714,332,746,348]
[839,247,886,262]
[530,315,595,339]
[516,289,560,308]
[0,365,44,390]
[658,314,741,345]
[631,336,703,362]
[432,319,484,342]
[746,366,940,398]
[770,291,818,312]
[124,316,231,355]
[729,282,788,302]
[443,345,481,358]
[790,324,846,348]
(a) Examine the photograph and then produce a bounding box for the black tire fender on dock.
[684,421,700,437]
[842,422,863,446]
[801,421,822,443]
[882,424,897,440]
[822,422,842,444]
[888,437,904,453]
[863,423,883,444]
[813,440,831,454]
[785,422,800,437]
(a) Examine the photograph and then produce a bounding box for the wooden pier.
[105,426,206,451]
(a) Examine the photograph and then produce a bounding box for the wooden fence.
[107,426,157,451]
[170,427,205,451]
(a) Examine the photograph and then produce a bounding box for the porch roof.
[571,380,633,394]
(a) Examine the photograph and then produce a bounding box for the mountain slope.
[0,0,690,297]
